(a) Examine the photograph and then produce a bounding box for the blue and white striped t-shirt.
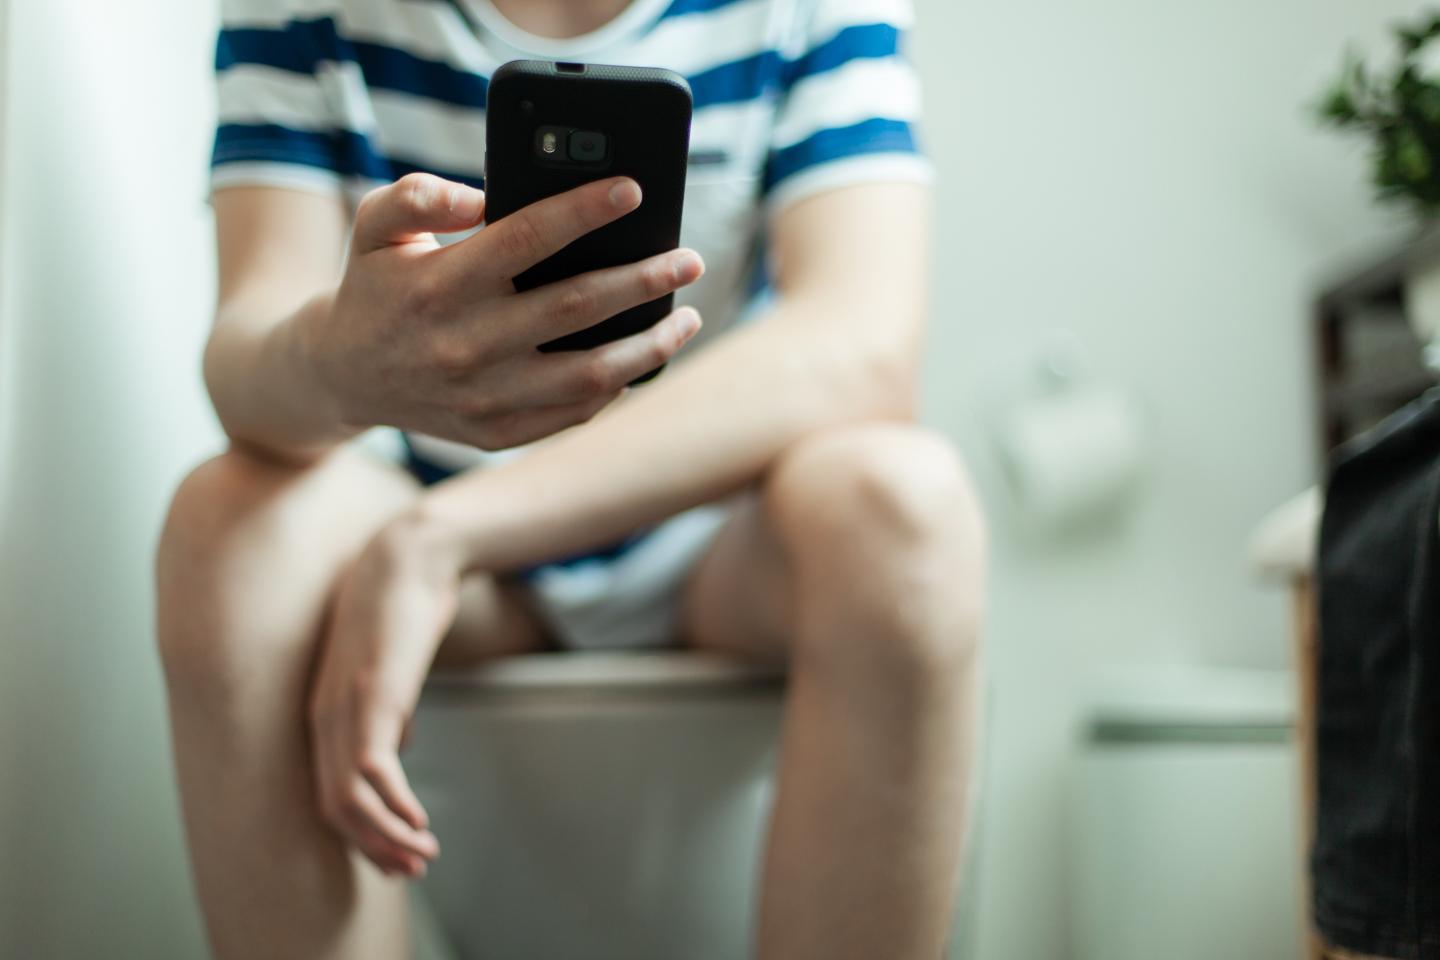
[212,0,930,469]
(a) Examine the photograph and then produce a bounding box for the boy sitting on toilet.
[157,0,985,956]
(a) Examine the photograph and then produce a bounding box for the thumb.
[353,173,485,253]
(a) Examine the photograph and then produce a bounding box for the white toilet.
[1069,665,1301,960]
[404,650,979,960]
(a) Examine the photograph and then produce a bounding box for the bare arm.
[204,187,353,461]
[413,181,932,570]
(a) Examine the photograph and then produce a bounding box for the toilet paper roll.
[996,384,1144,530]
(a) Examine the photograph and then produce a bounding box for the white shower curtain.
[0,1,220,955]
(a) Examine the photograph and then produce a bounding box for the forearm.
[203,289,358,463]
[419,296,921,574]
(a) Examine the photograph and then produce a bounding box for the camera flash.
[542,131,558,154]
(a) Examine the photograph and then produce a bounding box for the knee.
[157,447,296,583]
[154,448,303,686]
[765,423,988,572]
[763,424,987,672]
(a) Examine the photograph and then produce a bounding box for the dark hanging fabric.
[1316,388,1440,960]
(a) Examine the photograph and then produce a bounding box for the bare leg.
[155,446,547,960]
[682,424,986,960]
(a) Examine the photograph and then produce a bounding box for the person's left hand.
[308,513,461,878]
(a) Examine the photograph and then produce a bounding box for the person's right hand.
[302,172,704,451]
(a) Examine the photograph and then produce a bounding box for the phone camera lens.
[567,130,607,163]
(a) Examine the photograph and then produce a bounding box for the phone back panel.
[485,61,692,352]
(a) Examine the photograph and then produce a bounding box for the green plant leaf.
[1396,127,1431,183]
[1317,11,1440,216]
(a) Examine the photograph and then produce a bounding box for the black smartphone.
[484,60,692,374]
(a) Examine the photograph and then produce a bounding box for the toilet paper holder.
[993,335,1146,534]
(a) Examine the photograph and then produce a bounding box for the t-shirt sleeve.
[762,0,931,213]
[209,0,351,197]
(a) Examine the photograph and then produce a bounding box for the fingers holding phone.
[300,171,702,451]
[459,175,645,286]
[509,245,704,345]
[298,61,697,450]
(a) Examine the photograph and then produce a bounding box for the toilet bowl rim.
[423,650,788,699]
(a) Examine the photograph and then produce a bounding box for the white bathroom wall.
[908,1,1423,957]
[0,0,219,956]
[0,0,17,943]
